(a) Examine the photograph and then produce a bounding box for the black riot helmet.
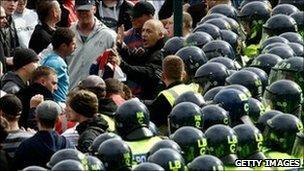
[209,57,241,70]
[23,166,47,171]
[203,40,236,60]
[213,88,250,126]
[199,13,227,25]
[148,148,186,171]
[194,62,229,94]
[89,132,122,155]
[247,97,266,124]
[174,91,206,107]
[261,42,287,54]
[205,18,231,31]
[268,57,304,92]
[97,139,132,171]
[205,124,238,165]
[290,11,304,35]
[224,17,243,35]
[250,53,283,75]
[220,30,241,53]
[187,155,224,171]
[51,160,84,171]
[263,14,298,36]
[201,105,230,131]
[240,0,271,9]
[272,4,299,16]
[185,32,213,48]
[226,70,263,100]
[133,162,164,171]
[280,32,304,45]
[242,67,269,94]
[208,4,238,21]
[115,99,153,141]
[149,139,182,156]
[233,124,265,159]
[260,36,289,50]
[175,46,208,79]
[203,86,224,102]
[263,79,303,118]
[224,84,252,98]
[279,0,304,11]
[287,42,304,57]
[47,149,86,168]
[162,37,185,56]
[256,110,283,132]
[87,156,105,171]
[266,45,295,59]
[171,126,208,163]
[193,23,221,40]
[238,1,271,23]
[264,113,303,154]
[168,102,204,134]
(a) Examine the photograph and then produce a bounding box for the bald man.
[116,19,165,100]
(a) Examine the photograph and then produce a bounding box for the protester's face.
[64,38,76,56]
[65,105,79,122]
[16,0,26,14]
[2,0,18,16]
[163,18,174,38]
[42,74,58,93]
[142,21,162,48]
[76,9,94,25]
[0,7,7,28]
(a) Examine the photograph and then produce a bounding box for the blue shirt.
[41,52,69,102]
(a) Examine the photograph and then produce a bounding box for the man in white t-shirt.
[13,0,38,48]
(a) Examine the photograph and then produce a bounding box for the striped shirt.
[1,129,33,159]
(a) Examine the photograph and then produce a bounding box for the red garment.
[63,0,78,27]
[55,114,77,134]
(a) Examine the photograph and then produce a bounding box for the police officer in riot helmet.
[201,105,230,131]
[269,57,304,93]
[205,124,238,166]
[187,155,224,171]
[238,1,272,57]
[174,91,206,107]
[148,139,182,156]
[170,126,208,163]
[97,139,133,171]
[263,14,298,37]
[263,113,303,156]
[148,148,187,171]
[256,110,284,132]
[263,79,303,118]
[194,62,230,95]
[250,54,283,75]
[168,102,204,134]
[115,98,162,164]
[233,124,266,160]
[213,88,251,126]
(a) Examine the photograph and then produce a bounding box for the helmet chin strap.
[202,81,212,95]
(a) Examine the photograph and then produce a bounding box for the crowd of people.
[0,0,303,170]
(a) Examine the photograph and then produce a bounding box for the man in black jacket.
[116,19,165,100]
[65,90,108,153]
[16,66,58,129]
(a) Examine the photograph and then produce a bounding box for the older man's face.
[142,21,162,48]
[2,0,18,16]
[0,7,7,28]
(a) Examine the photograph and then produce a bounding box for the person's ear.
[181,70,187,81]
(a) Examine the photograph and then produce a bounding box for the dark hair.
[105,78,123,95]
[37,118,57,128]
[67,90,98,118]
[0,117,8,144]
[36,0,58,23]
[162,55,185,80]
[31,66,57,83]
[0,94,22,121]
[52,27,75,49]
